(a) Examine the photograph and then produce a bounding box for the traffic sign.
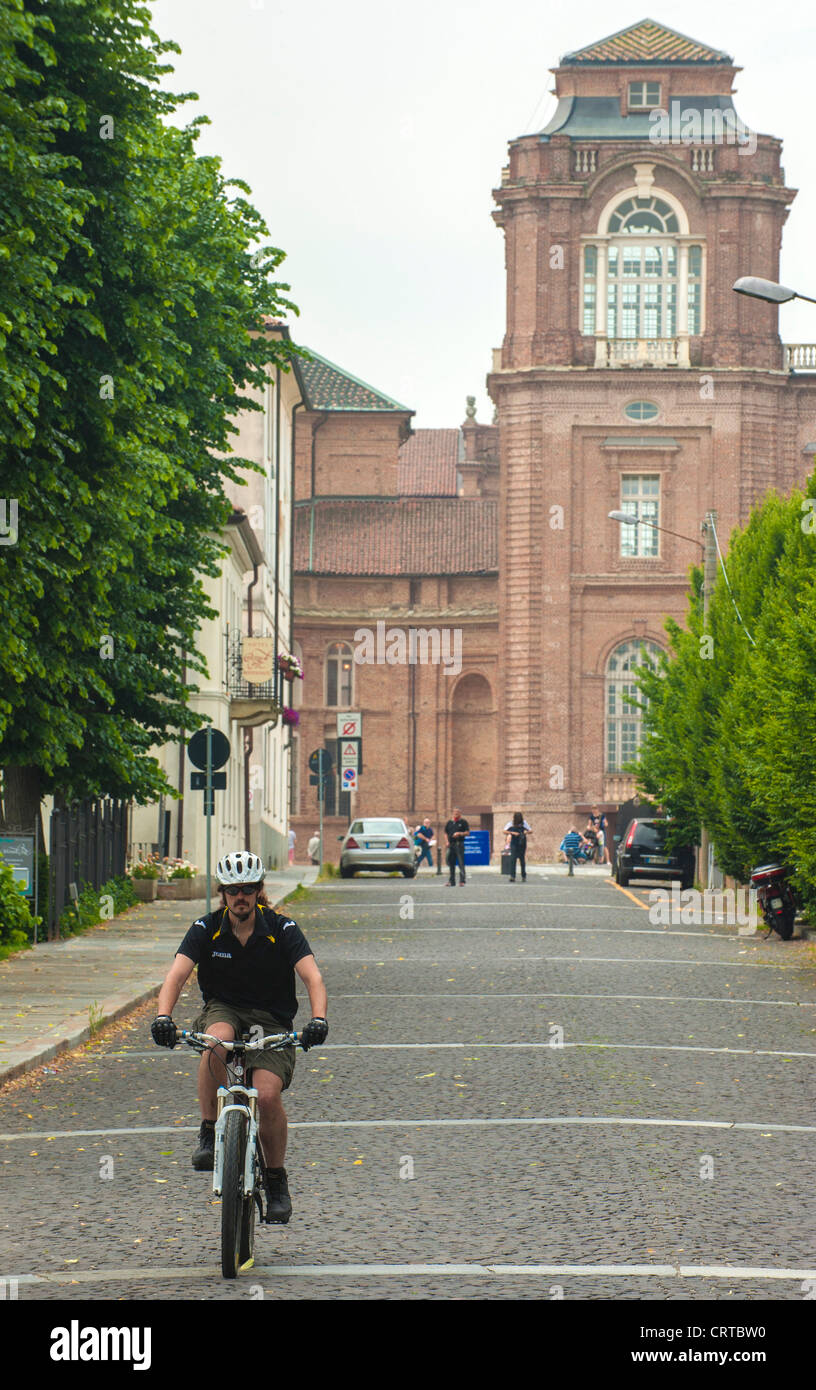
[336,712,361,739]
[308,748,333,775]
[342,767,357,791]
[191,772,227,791]
[341,739,359,772]
[188,727,230,771]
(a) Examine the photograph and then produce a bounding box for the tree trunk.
[0,765,45,850]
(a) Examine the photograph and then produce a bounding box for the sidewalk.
[0,866,319,1089]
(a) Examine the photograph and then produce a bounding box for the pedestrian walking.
[504,811,531,882]
[288,827,296,866]
[413,817,435,870]
[444,807,469,886]
[307,832,320,865]
[150,849,328,1223]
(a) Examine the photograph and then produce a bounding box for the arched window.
[605,640,662,773]
[582,189,704,360]
[326,641,353,708]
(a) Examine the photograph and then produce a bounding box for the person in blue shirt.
[559,827,589,863]
[413,818,435,869]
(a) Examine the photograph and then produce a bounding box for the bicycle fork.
[213,1085,260,1198]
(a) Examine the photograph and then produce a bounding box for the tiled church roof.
[295,498,497,575]
[562,20,732,65]
[398,429,460,495]
[297,349,411,413]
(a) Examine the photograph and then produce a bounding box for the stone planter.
[157,877,199,901]
[131,877,158,901]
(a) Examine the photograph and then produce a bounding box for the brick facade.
[291,21,816,863]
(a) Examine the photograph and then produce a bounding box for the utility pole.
[702,509,718,629]
[699,509,718,889]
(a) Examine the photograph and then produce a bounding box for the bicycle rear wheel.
[221,1109,246,1279]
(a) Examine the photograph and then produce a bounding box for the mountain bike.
[178,1027,301,1278]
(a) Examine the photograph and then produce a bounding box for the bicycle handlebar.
[177,1028,300,1052]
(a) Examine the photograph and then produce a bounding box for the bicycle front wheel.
[221,1109,247,1279]
[239,1142,261,1269]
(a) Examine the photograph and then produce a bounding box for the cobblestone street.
[1,872,815,1302]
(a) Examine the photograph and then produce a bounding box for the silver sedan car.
[339,818,416,878]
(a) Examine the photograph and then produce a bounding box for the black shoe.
[264,1166,292,1224]
[191,1120,215,1171]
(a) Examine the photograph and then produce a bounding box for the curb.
[0,984,162,1090]
[0,870,320,1091]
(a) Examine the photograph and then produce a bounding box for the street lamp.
[607,510,704,553]
[608,509,716,625]
[607,509,755,645]
[732,276,816,305]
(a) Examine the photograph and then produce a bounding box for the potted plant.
[157,859,200,900]
[277,652,303,680]
[130,861,160,901]
[282,706,300,727]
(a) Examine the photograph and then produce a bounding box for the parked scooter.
[749,863,797,940]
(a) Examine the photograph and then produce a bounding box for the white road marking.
[326,991,816,1007]
[101,1041,816,1059]
[2,1115,814,1141]
[308,925,756,937]
[6,1261,816,1285]
[316,955,803,969]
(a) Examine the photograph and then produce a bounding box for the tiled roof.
[297,348,412,413]
[562,20,732,65]
[398,429,460,495]
[295,498,497,575]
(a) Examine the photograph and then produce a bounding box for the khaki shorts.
[192,1001,296,1090]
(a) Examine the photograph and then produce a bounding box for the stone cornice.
[295,608,499,623]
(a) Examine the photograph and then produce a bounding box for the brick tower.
[488,18,816,850]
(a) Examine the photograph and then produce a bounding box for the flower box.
[277,652,303,680]
[157,878,200,901]
[132,877,158,902]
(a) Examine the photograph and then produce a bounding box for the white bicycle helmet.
[216,850,265,886]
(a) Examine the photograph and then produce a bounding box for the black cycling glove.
[299,1017,329,1050]
[151,1015,177,1048]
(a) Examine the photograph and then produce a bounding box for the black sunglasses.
[223,885,259,897]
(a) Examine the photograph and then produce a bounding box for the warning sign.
[341,740,359,773]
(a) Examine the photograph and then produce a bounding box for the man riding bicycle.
[150,849,328,1224]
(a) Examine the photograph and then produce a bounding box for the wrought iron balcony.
[224,633,283,727]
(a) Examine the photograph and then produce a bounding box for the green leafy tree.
[0,0,298,828]
[633,477,816,895]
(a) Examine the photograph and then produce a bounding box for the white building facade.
[129,325,307,877]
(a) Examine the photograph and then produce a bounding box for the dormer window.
[628,82,661,110]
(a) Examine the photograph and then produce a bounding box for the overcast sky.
[151,0,816,428]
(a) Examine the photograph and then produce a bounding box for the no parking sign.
[342,767,358,792]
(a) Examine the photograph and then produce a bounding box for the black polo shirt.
[176,905,314,1025]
